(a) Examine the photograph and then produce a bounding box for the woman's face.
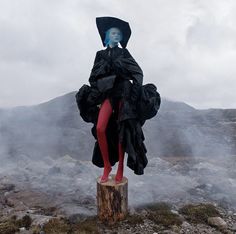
[108,28,122,44]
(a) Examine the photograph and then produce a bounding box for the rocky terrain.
[1,169,236,233]
[0,91,236,233]
[0,154,235,233]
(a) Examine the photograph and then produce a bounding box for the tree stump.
[97,174,128,225]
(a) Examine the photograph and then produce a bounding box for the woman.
[76,16,161,184]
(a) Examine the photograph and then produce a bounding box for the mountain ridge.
[0,92,235,160]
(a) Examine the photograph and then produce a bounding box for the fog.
[0,93,236,216]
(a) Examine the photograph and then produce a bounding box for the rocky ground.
[0,153,236,234]
[0,179,236,234]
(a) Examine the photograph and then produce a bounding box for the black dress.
[75,45,161,175]
[88,45,143,114]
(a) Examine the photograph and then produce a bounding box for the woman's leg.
[115,100,125,183]
[96,98,113,183]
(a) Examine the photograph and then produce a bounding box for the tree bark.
[97,174,128,225]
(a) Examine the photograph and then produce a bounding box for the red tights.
[96,98,124,183]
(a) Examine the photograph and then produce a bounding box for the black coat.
[75,45,161,175]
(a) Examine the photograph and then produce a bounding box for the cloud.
[0,0,236,108]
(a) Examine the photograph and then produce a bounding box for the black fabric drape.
[76,46,161,175]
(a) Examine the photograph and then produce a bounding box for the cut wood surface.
[97,174,128,225]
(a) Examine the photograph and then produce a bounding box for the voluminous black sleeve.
[88,51,101,88]
[123,48,143,103]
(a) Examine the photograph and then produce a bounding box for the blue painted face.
[108,28,122,44]
[104,27,123,47]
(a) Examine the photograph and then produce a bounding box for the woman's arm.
[88,51,101,88]
[88,50,111,88]
[123,49,143,103]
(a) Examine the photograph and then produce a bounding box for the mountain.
[0,92,235,160]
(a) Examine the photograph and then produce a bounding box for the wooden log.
[96,174,128,225]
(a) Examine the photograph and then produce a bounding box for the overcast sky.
[0,0,236,109]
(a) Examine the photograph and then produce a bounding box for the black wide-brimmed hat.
[96,16,131,48]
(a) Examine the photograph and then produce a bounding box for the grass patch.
[148,212,182,227]
[33,216,99,234]
[71,216,99,234]
[0,214,32,234]
[0,216,19,234]
[140,202,183,227]
[31,225,41,234]
[125,213,144,226]
[179,203,221,224]
[43,217,71,234]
